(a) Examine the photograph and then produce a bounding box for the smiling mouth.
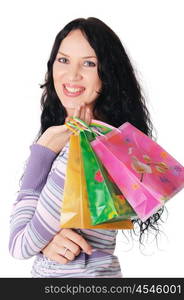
[63,84,85,97]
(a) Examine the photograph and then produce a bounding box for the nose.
[67,64,83,81]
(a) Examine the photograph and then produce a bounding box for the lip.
[63,84,85,97]
[64,83,85,89]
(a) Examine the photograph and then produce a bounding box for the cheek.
[53,68,62,94]
[53,69,58,82]
[87,73,102,90]
[94,78,102,91]
[53,64,64,81]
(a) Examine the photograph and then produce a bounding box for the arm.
[9,143,60,259]
[9,103,93,261]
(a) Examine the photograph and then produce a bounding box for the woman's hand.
[36,103,92,154]
[41,229,92,264]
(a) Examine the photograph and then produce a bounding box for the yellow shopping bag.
[60,133,133,229]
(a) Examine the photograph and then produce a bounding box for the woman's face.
[53,29,102,116]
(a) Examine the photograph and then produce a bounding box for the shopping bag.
[91,122,184,221]
[60,132,133,229]
[65,117,136,225]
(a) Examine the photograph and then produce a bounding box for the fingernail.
[87,250,92,255]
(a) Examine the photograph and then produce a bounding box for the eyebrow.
[58,51,97,59]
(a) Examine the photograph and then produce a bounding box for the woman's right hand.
[36,102,92,154]
[41,229,92,264]
[36,121,72,154]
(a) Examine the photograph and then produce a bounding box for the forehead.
[58,29,96,56]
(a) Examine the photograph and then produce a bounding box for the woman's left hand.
[41,228,92,264]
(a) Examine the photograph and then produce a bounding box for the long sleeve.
[8,143,65,259]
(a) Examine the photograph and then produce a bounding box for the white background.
[0,0,183,278]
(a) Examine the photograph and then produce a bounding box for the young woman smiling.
[9,17,164,278]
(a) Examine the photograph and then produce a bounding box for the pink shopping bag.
[91,122,184,221]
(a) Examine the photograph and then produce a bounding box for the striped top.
[9,129,123,278]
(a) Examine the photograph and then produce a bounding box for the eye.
[83,61,96,67]
[57,57,69,64]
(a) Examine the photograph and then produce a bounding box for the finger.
[85,107,92,125]
[64,250,76,261]
[53,241,77,259]
[62,124,73,135]
[52,124,71,136]
[56,236,81,256]
[44,242,69,264]
[80,103,86,120]
[62,229,92,255]
[65,117,70,123]
[52,254,68,264]
[60,248,76,261]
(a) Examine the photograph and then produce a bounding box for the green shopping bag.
[66,117,136,225]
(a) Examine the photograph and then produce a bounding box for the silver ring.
[63,247,68,257]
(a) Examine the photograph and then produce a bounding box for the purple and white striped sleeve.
[9,143,60,259]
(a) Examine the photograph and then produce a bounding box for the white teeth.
[65,86,84,93]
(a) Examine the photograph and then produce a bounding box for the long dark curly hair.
[25,17,166,245]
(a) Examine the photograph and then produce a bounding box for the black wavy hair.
[25,17,166,245]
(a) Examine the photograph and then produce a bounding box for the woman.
[9,17,164,277]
